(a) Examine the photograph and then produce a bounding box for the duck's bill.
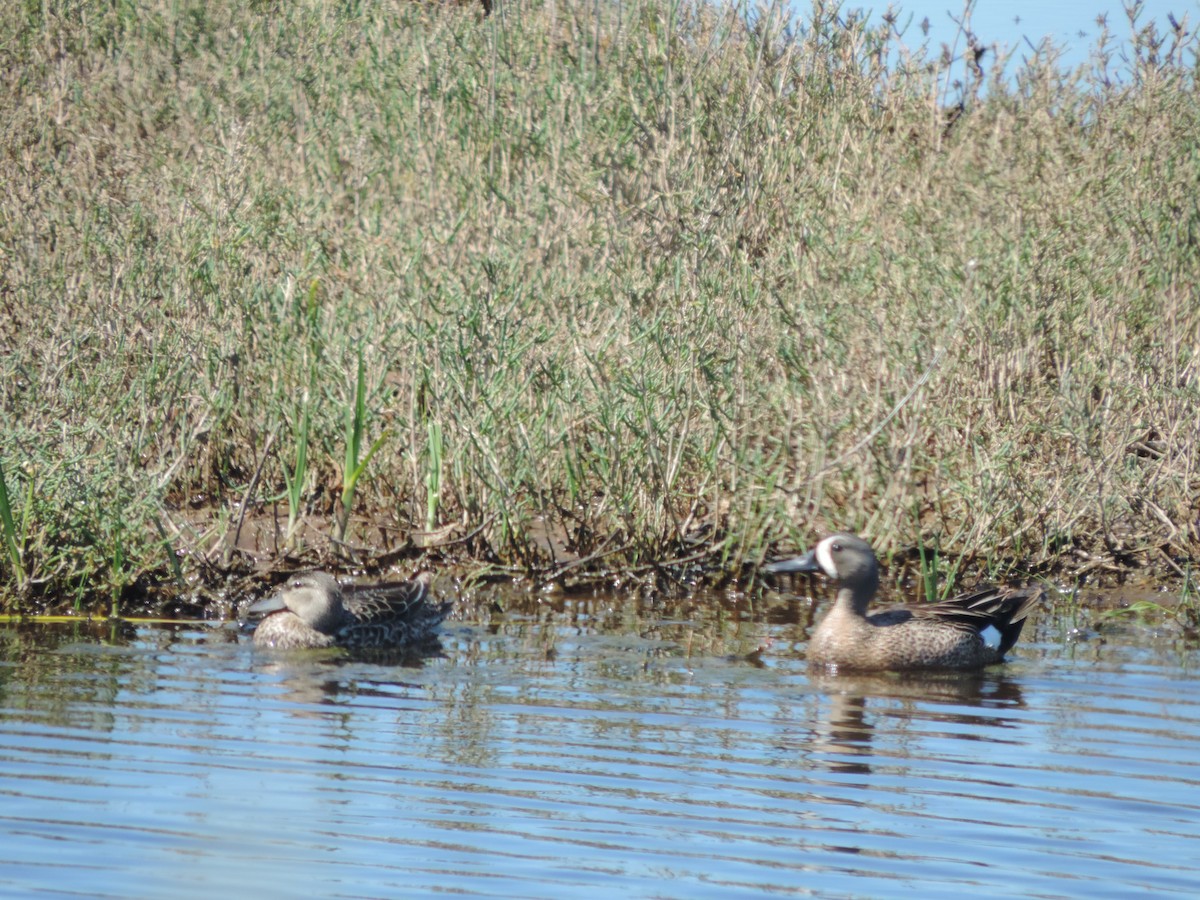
[762,549,820,574]
[246,594,287,616]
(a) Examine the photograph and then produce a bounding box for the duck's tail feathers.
[991,586,1043,655]
[928,584,1044,655]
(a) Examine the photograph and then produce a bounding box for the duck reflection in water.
[804,672,1028,775]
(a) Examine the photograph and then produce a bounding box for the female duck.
[764,534,1041,671]
[249,571,451,650]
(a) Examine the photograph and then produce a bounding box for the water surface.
[1,587,1197,897]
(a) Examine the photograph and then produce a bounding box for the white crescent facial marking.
[816,536,838,578]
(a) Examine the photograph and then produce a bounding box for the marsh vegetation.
[1,0,1197,613]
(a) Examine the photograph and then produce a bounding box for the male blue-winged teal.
[248,571,451,650]
[764,534,1041,672]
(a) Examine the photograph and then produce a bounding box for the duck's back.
[338,575,451,647]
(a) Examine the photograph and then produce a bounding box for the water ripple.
[0,611,1198,897]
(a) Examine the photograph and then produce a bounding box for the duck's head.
[763,533,880,592]
[248,572,346,634]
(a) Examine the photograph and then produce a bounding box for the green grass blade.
[0,462,28,590]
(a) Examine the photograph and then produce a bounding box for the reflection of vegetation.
[0,623,136,730]
[2,1,1198,609]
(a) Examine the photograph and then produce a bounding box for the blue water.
[1,591,1198,898]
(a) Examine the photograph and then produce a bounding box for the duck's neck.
[834,577,878,618]
[309,591,350,634]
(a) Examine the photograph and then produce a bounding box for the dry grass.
[1,0,1198,611]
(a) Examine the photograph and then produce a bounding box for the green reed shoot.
[335,349,388,544]
[425,420,444,533]
[283,400,312,550]
[916,535,939,605]
[915,532,963,603]
[109,528,126,619]
[0,461,31,596]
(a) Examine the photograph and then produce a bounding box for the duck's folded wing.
[919,585,1043,631]
[344,573,441,623]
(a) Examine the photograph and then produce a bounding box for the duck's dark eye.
[831,542,842,552]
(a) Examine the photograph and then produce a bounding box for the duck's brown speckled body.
[249,572,450,651]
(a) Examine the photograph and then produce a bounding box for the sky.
[859,0,1196,75]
